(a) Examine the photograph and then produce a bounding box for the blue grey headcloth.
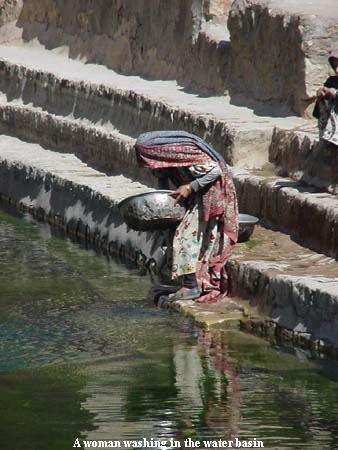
[136,130,225,165]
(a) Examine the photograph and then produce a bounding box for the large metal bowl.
[119,191,259,240]
[238,213,259,242]
[118,190,186,231]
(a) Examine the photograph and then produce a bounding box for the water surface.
[1,205,338,450]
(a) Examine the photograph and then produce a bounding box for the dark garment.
[183,273,198,288]
[313,76,338,119]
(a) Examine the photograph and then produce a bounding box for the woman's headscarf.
[135,130,226,169]
[135,130,238,243]
[329,52,338,70]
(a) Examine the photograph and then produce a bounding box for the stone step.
[0,134,166,267]
[230,224,338,345]
[0,134,337,345]
[269,126,338,195]
[234,168,338,259]
[0,98,146,182]
[0,97,336,258]
[0,45,307,168]
[228,0,338,116]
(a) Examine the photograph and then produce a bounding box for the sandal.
[168,287,202,302]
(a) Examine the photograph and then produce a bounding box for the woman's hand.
[317,87,336,99]
[169,184,193,205]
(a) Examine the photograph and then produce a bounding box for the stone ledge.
[229,259,338,345]
[1,109,336,259]
[228,0,338,115]
[0,135,337,349]
[270,127,338,194]
[0,45,307,166]
[234,169,338,258]
[0,102,145,181]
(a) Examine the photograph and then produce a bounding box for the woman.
[313,53,338,144]
[135,130,238,304]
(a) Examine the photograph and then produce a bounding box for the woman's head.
[328,53,338,76]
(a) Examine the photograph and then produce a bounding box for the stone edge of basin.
[1,156,338,358]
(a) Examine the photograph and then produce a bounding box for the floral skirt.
[171,197,233,303]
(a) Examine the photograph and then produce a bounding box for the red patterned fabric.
[196,163,238,303]
[136,142,211,168]
[136,140,239,303]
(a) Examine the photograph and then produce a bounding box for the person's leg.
[183,273,198,289]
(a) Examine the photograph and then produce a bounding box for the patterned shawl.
[135,130,238,244]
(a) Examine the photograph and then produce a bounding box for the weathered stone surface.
[270,127,338,194]
[234,169,338,258]
[229,224,338,344]
[228,0,338,115]
[0,134,337,345]
[0,57,236,165]
[0,0,22,26]
[1,98,335,258]
[0,45,306,168]
[0,102,143,181]
[230,260,338,345]
[0,135,168,274]
[1,0,338,116]
[0,0,230,96]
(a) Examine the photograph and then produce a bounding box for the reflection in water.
[1,204,338,449]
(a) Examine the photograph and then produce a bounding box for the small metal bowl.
[238,213,259,242]
[118,190,186,231]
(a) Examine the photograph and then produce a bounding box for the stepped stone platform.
[0,134,337,347]
[234,168,338,259]
[270,126,338,194]
[0,0,337,351]
[0,46,336,259]
[228,0,338,115]
[0,45,306,168]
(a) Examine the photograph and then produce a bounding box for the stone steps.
[0,99,143,181]
[230,225,338,345]
[1,134,337,345]
[0,1,336,350]
[270,127,338,194]
[234,168,338,259]
[0,134,166,267]
[0,45,306,168]
[0,46,336,258]
[1,96,337,258]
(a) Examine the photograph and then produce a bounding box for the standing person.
[313,53,338,144]
[135,130,238,304]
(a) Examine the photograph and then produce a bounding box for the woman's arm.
[190,164,222,192]
[169,162,222,205]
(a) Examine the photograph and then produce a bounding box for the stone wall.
[0,156,168,275]
[1,0,337,114]
[269,128,338,194]
[0,0,22,26]
[11,0,230,95]
[227,0,338,115]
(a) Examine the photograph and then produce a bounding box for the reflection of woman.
[313,53,338,144]
[135,130,238,304]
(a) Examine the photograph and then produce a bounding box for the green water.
[1,205,338,450]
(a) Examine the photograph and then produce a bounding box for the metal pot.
[238,213,259,242]
[118,190,186,231]
[119,191,259,241]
